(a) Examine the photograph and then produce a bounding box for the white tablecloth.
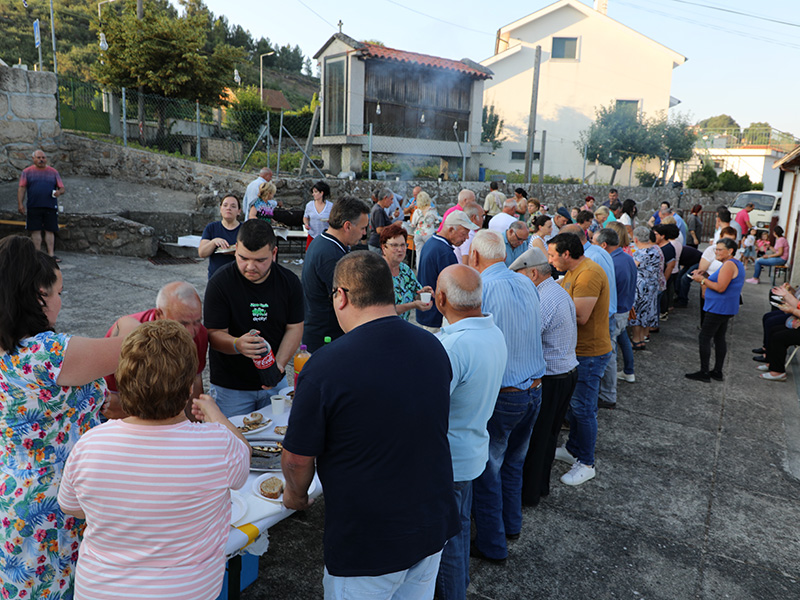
[225,471,321,556]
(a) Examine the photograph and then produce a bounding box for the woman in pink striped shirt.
[58,320,251,600]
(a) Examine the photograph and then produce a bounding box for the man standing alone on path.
[17,150,64,259]
[547,232,611,486]
[243,167,272,220]
[282,251,459,599]
[469,230,545,563]
[302,196,370,351]
[434,264,507,600]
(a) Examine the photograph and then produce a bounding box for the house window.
[511,151,539,161]
[324,57,346,136]
[552,37,578,59]
[616,99,640,114]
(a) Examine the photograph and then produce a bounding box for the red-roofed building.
[313,33,493,177]
[260,89,292,112]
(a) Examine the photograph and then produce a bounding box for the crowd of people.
[2,161,789,600]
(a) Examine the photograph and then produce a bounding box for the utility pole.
[137,0,145,144]
[524,45,541,184]
[538,130,546,199]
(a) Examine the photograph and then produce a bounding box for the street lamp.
[259,51,276,106]
[233,69,241,85]
[98,0,118,54]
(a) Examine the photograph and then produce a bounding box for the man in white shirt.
[488,199,518,233]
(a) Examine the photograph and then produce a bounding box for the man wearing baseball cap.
[509,248,579,505]
[416,211,480,332]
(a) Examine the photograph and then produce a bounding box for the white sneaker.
[561,461,596,486]
[554,445,577,465]
[618,371,636,383]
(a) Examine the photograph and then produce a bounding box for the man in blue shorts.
[17,150,64,259]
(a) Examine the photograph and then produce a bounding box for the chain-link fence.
[57,77,319,172]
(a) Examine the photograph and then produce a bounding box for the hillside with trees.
[0,0,317,108]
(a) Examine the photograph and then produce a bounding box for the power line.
[294,0,336,30]
[616,0,800,51]
[383,0,493,37]
[661,0,800,29]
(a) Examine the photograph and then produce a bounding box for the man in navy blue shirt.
[282,251,459,597]
[416,211,478,331]
[595,228,637,407]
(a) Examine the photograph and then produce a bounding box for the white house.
[313,33,492,178]
[480,0,686,182]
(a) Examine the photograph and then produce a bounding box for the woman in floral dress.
[629,226,664,349]
[380,224,434,321]
[0,237,125,600]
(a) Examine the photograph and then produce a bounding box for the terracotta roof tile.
[359,43,492,79]
[260,89,292,111]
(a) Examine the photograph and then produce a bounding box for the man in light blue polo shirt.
[562,224,616,318]
[502,221,529,267]
[435,264,507,600]
[469,230,546,563]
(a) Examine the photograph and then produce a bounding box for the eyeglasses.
[385,242,407,249]
[329,286,349,302]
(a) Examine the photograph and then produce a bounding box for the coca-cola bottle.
[249,329,283,387]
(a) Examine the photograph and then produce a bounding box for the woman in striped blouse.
[58,320,251,600]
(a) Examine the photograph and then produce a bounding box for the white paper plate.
[230,491,246,525]
[229,412,273,438]
[251,472,317,504]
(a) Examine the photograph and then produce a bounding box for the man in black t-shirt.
[283,251,459,596]
[301,196,370,352]
[368,188,393,253]
[204,219,304,417]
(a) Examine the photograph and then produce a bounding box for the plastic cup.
[271,395,286,415]
[419,292,432,304]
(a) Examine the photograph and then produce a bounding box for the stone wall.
[0,65,61,181]
[52,134,737,218]
[0,211,157,257]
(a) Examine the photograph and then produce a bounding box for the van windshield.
[732,194,776,212]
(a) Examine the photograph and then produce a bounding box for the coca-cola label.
[254,351,276,370]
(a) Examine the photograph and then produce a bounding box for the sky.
[195,0,800,136]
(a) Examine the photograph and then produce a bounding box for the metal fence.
[57,77,319,173]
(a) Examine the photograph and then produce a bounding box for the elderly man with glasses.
[503,221,530,267]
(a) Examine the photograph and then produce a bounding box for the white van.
[729,191,781,232]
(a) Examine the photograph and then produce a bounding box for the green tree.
[742,121,771,145]
[94,0,243,105]
[275,44,304,73]
[718,170,756,192]
[577,102,649,184]
[697,114,740,135]
[645,112,697,185]
[481,104,505,150]
[686,162,720,192]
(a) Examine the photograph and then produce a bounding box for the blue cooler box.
[215,553,259,599]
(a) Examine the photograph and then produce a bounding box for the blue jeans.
[566,352,612,466]
[617,326,635,375]
[323,551,442,600]
[210,376,288,418]
[435,481,471,600]
[753,256,786,279]
[472,385,542,559]
[599,313,628,405]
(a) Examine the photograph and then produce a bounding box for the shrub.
[636,170,658,187]
[686,163,720,192]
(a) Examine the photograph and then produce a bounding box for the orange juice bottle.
[293,345,311,387]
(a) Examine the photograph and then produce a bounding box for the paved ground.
[48,249,800,600]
